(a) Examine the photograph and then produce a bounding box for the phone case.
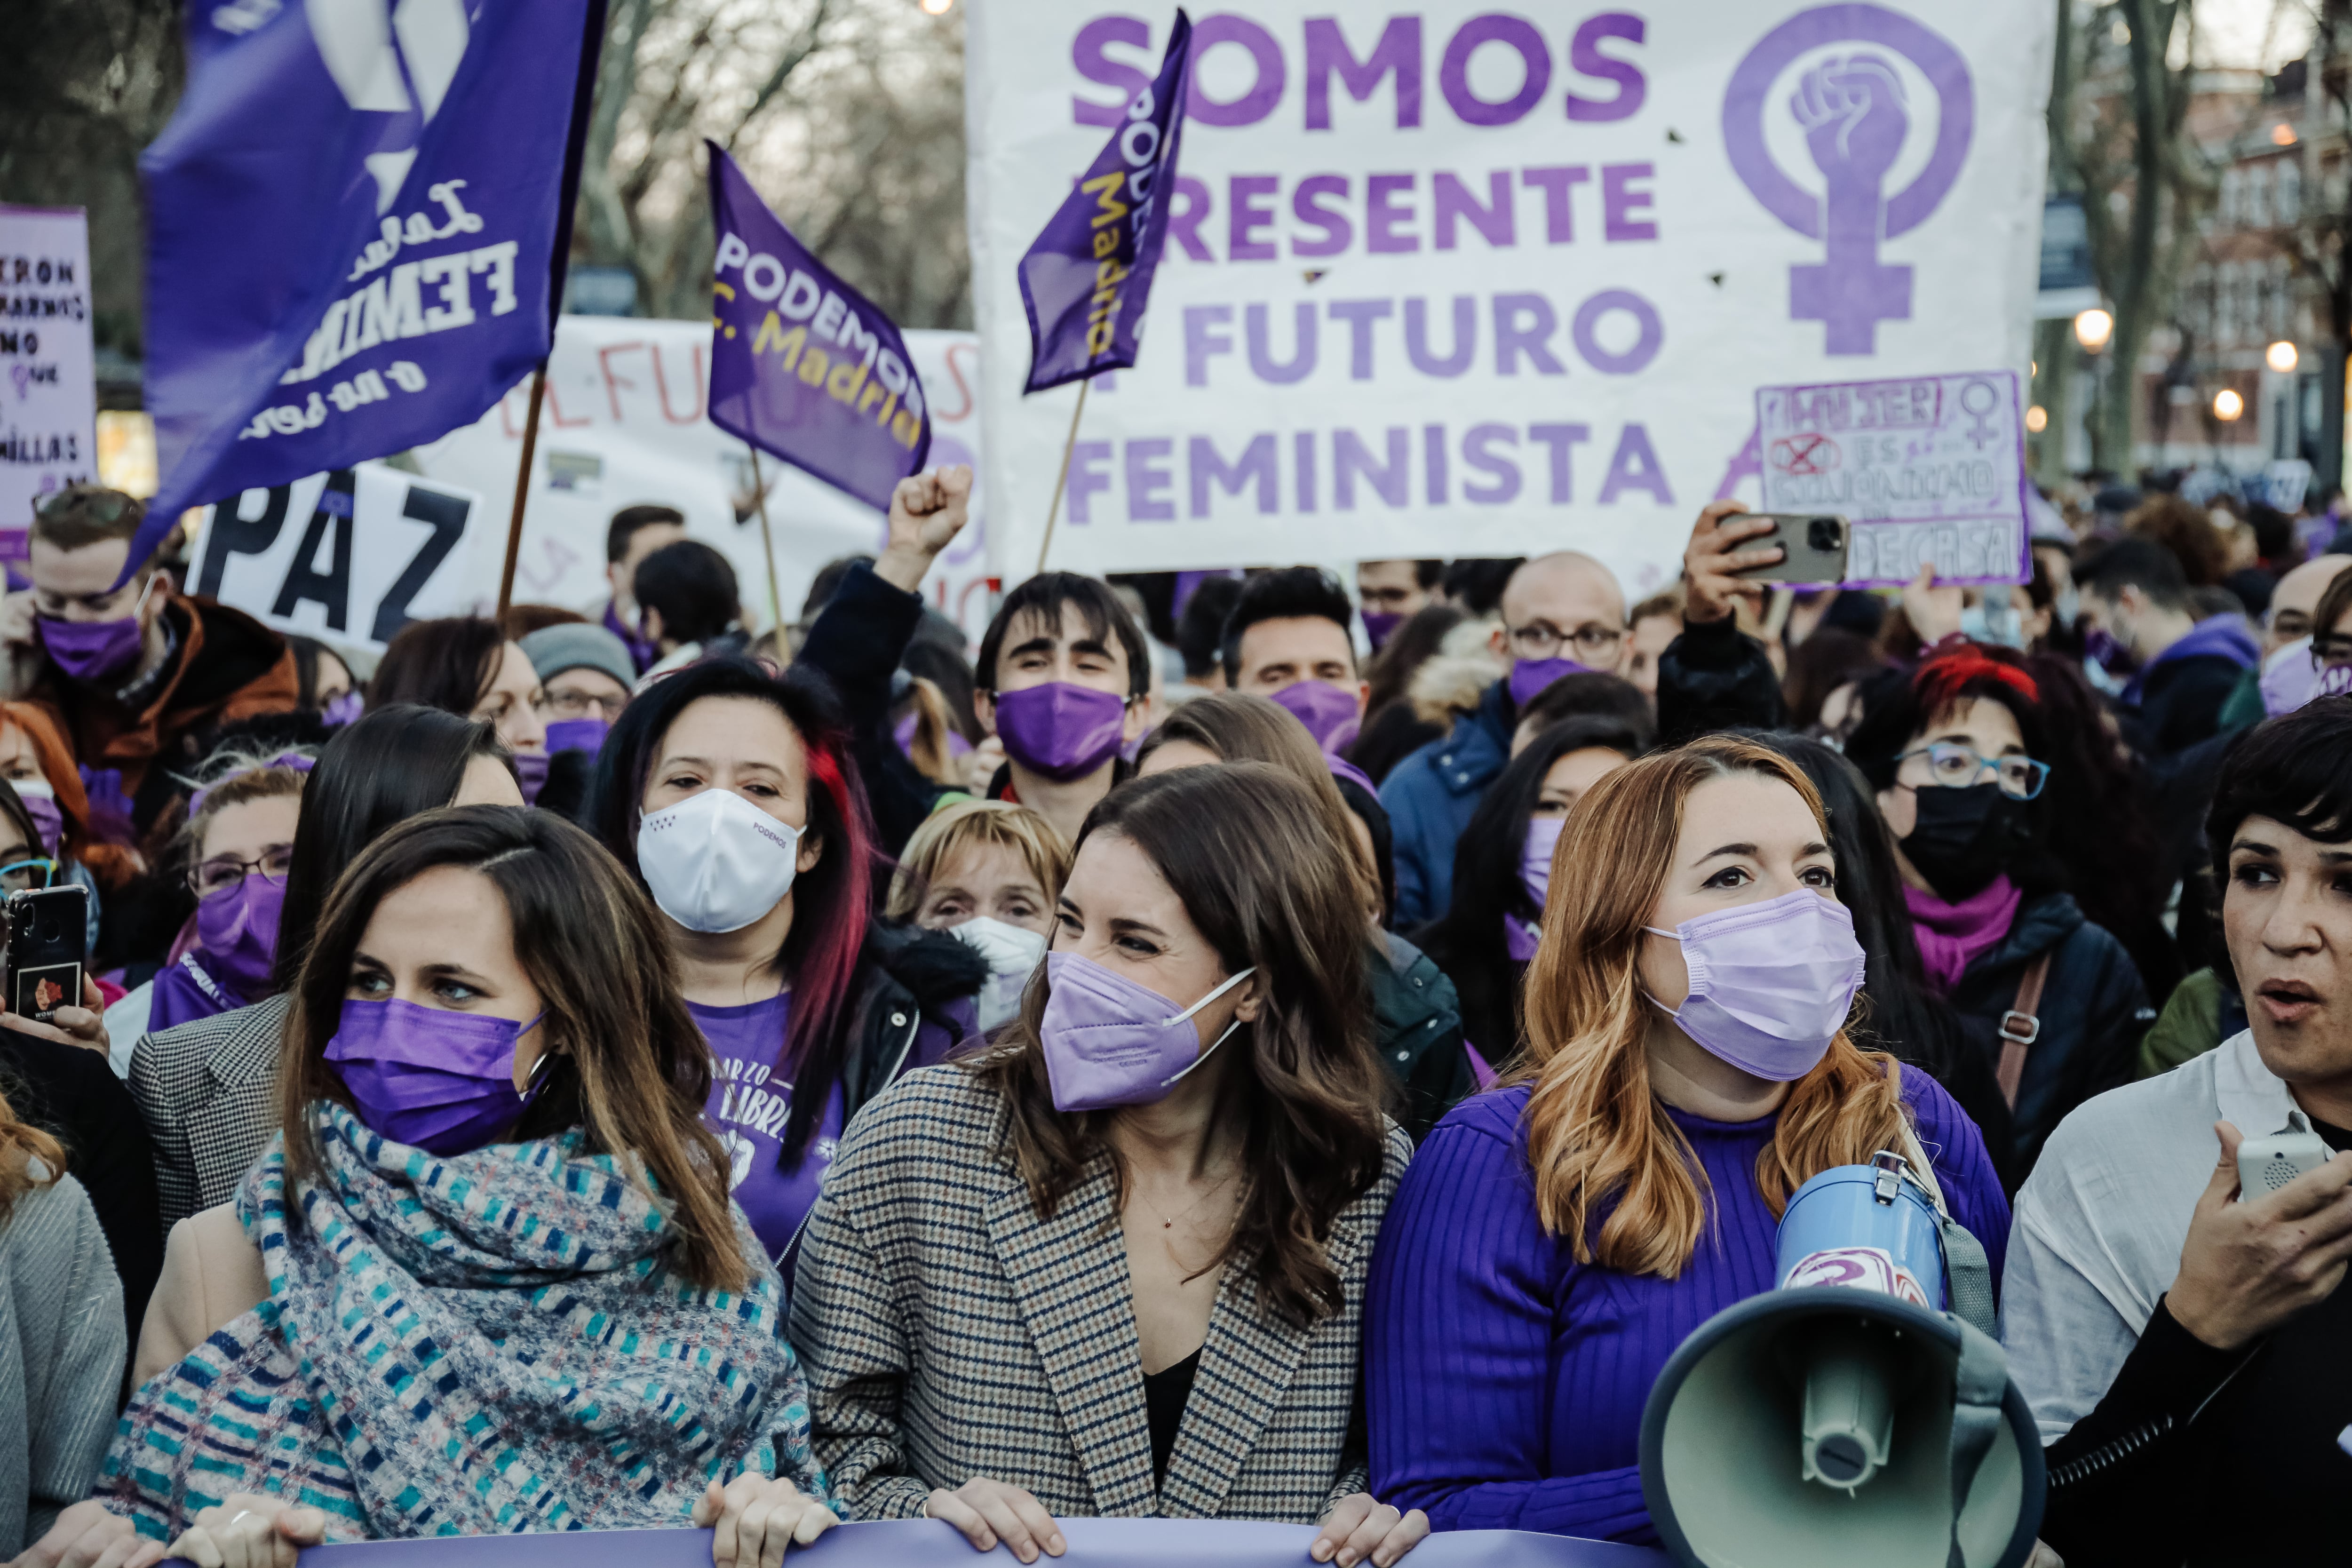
[6,885,88,1023]
[1730,513,1851,585]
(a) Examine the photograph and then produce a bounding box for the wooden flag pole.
[747,445,785,637]
[1034,376,1092,576]
[495,364,550,618]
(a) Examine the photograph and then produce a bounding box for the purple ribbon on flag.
[706,144,930,512]
[1017,11,1196,393]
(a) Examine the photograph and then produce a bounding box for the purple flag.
[131,0,604,582]
[1017,10,1194,394]
[707,145,929,512]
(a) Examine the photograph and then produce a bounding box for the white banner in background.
[0,206,97,553]
[967,2,2053,595]
[411,317,993,644]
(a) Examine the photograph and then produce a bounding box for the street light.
[2025,405,2049,433]
[2214,388,2245,421]
[920,0,954,11]
[2267,340,2300,374]
[2074,308,2115,351]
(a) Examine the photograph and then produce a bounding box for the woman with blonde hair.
[886,800,1071,1037]
[1362,735,2006,1544]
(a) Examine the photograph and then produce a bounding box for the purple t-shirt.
[690,993,843,1265]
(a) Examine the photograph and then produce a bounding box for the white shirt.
[101,979,153,1079]
[2001,1029,2298,1441]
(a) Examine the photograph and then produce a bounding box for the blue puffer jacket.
[1378,677,1514,927]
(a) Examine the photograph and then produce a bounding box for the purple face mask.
[1037,951,1257,1113]
[1270,680,1361,753]
[992,682,1130,782]
[1644,889,1866,1082]
[39,577,153,685]
[1508,656,1596,710]
[324,997,548,1156]
[320,690,365,727]
[545,716,610,756]
[12,783,61,856]
[1361,610,1404,651]
[511,748,550,804]
[604,600,658,675]
[1520,815,1565,911]
[195,872,285,999]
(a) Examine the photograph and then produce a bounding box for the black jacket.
[1656,615,1784,745]
[834,918,990,1130]
[2124,653,2249,760]
[1366,931,1471,1143]
[795,564,948,856]
[1946,891,2151,1182]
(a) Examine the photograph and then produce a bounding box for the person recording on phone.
[2002,699,2352,1566]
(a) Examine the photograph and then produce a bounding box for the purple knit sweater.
[1365,1071,2009,1545]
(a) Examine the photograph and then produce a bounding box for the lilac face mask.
[545,716,610,756]
[320,690,365,727]
[1508,656,1596,710]
[1270,680,1361,753]
[992,682,1130,782]
[324,996,548,1156]
[1037,951,1257,1113]
[1643,888,1866,1083]
[2259,637,2320,716]
[39,575,155,685]
[1520,815,1565,910]
[1361,610,1404,651]
[195,872,285,999]
[511,748,550,804]
[12,781,61,856]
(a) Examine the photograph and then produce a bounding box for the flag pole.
[1034,376,1091,576]
[747,444,784,635]
[495,364,549,618]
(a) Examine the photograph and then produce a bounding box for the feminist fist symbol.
[1790,54,1908,184]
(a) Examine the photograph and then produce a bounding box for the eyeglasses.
[1897,742,2050,801]
[188,844,295,899]
[1506,621,1625,663]
[536,687,627,723]
[33,486,133,523]
[2312,634,2352,668]
[0,858,55,894]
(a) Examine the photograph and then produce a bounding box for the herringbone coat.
[125,992,290,1232]
[789,1064,1410,1523]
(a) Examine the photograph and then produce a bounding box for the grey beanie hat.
[518,621,638,692]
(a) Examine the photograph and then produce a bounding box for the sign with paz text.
[966,1,2053,593]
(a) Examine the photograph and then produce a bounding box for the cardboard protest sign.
[0,206,96,550]
[1754,370,2026,587]
[966,2,2054,593]
[190,465,484,652]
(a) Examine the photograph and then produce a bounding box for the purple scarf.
[1903,876,2022,995]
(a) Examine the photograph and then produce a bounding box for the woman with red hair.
[1843,644,2150,1185]
[588,655,984,1267]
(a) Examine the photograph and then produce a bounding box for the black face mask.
[1900,783,2029,902]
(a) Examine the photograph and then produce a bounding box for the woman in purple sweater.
[1364,736,2008,1545]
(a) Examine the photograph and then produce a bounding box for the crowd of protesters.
[0,466,2347,1568]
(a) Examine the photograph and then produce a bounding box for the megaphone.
[1640,1151,2045,1568]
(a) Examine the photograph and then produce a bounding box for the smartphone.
[2238,1114,2331,1197]
[6,885,88,1023]
[1729,513,1851,585]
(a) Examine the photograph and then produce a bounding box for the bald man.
[2216,551,2352,729]
[1376,550,1631,924]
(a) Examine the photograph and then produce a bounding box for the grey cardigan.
[0,1172,126,1555]
[789,1064,1409,1523]
[126,993,291,1232]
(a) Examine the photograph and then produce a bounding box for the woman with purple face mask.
[1366,736,2010,1548]
[371,617,551,800]
[792,764,1429,1568]
[95,808,834,1565]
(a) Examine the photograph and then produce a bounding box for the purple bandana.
[993,681,1129,782]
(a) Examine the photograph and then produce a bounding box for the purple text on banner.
[131,0,604,582]
[253,1518,1664,1568]
[1018,10,1195,394]
[706,144,930,512]
[1753,370,2028,590]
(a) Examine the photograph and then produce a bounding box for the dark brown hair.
[370,617,506,715]
[970,762,1390,1325]
[279,805,749,1291]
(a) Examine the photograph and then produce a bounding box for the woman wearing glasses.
[1844,645,2150,1185]
[98,755,309,1074]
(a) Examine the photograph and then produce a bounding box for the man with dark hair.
[634,540,746,673]
[2078,535,2259,756]
[973,572,1151,845]
[601,503,689,672]
[1438,557,1522,617]
[0,486,296,829]
[1355,559,1443,650]
[1221,566,1366,752]
[1174,574,1242,693]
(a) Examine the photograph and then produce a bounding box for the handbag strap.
[1994,952,2051,1112]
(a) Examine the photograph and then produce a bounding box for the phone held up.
[1728,513,1851,586]
[6,884,88,1024]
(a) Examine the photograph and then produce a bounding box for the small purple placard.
[1754,370,2029,589]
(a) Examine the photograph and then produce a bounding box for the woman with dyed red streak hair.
[1844,644,2151,1186]
[589,655,985,1267]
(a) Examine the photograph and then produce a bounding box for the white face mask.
[636,787,803,934]
[951,916,1050,1033]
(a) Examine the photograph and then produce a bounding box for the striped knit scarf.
[100,1103,830,1542]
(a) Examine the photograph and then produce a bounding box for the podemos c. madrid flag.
[1017,9,1195,393]
[131,0,605,578]
[707,144,931,511]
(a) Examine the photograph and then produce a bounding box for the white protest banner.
[0,206,97,559]
[191,466,485,652]
[411,316,994,643]
[967,2,2053,595]
[1754,369,2025,587]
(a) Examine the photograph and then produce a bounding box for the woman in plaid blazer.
[791,764,1428,1568]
